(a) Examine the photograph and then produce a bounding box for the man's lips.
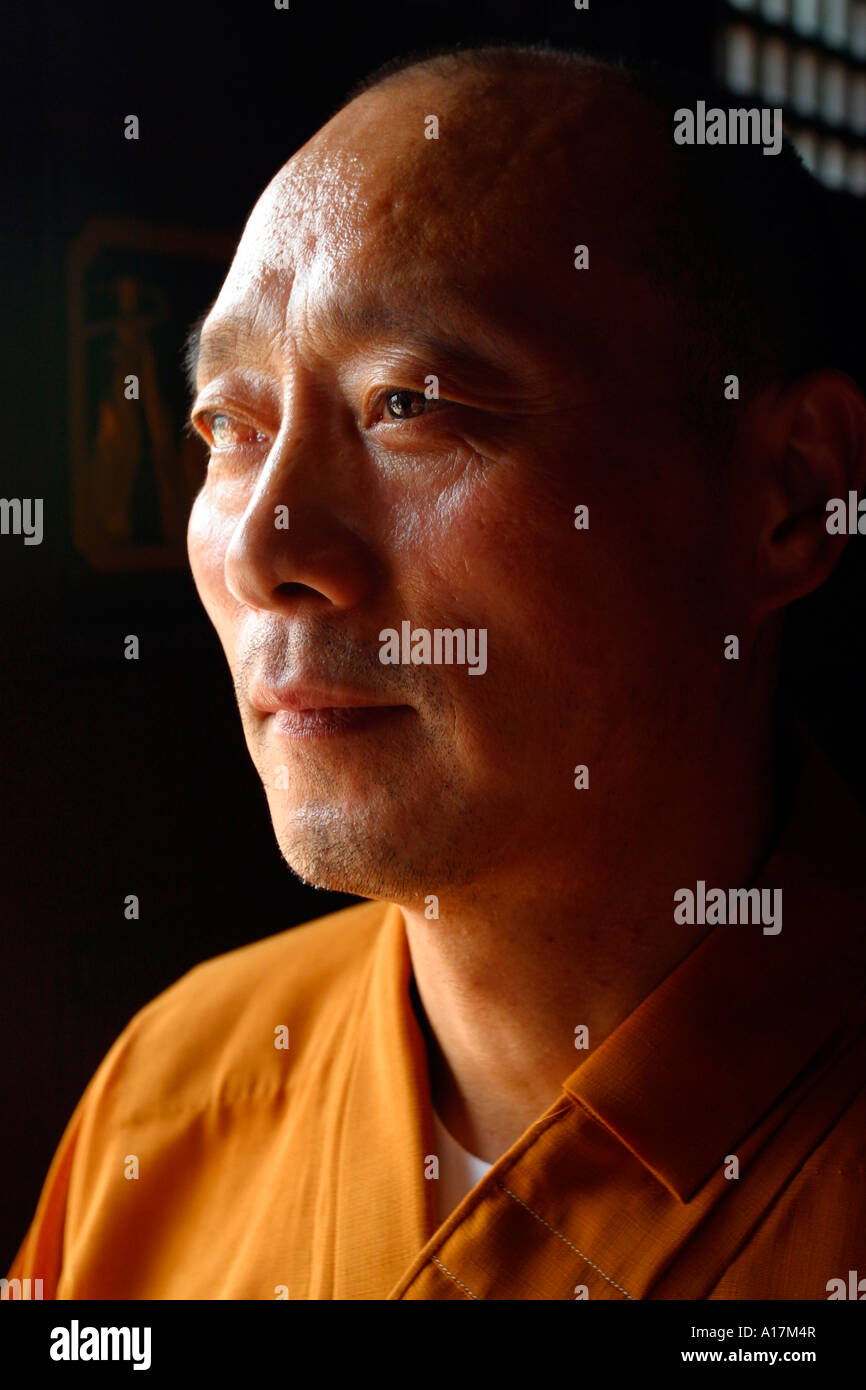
[248,684,407,715]
[248,684,413,739]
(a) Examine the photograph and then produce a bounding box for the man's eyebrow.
[185,292,527,402]
[327,295,520,383]
[182,310,210,400]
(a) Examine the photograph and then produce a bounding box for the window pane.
[791,0,820,34]
[760,37,790,102]
[818,137,847,187]
[851,1,866,59]
[846,147,866,193]
[821,0,850,49]
[820,60,848,124]
[791,125,819,170]
[848,72,866,131]
[792,50,820,113]
[725,25,759,93]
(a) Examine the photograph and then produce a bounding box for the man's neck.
[401,730,786,1165]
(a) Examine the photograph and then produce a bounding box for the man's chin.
[272,811,472,903]
[272,806,408,900]
[277,834,416,901]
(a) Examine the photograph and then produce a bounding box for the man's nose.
[223,421,378,615]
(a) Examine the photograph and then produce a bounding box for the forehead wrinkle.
[312,281,517,370]
[198,184,546,392]
[193,284,533,400]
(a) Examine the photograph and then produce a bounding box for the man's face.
[187,70,744,906]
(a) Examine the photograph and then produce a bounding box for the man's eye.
[200,412,269,449]
[381,389,432,421]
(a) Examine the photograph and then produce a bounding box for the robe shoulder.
[7,899,392,1294]
[90,898,392,1124]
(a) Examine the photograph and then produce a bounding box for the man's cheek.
[377,449,499,552]
[188,496,238,624]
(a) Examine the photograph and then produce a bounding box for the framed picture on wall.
[67,219,235,572]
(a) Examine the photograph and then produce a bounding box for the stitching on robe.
[497,1182,637,1300]
[431,1255,480,1300]
[393,1102,576,1299]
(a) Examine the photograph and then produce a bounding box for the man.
[9,45,866,1300]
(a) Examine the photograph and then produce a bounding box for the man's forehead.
[196,253,575,399]
[220,67,666,293]
[234,146,379,281]
[198,67,674,384]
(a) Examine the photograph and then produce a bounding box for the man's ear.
[754,369,866,622]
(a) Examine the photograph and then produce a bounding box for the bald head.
[312,48,696,331]
[327,47,674,257]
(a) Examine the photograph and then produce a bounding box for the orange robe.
[8,744,866,1299]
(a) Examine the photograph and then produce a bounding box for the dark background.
[2,0,864,1268]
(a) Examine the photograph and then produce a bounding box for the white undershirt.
[431,1109,494,1225]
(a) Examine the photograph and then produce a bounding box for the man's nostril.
[275,581,321,600]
